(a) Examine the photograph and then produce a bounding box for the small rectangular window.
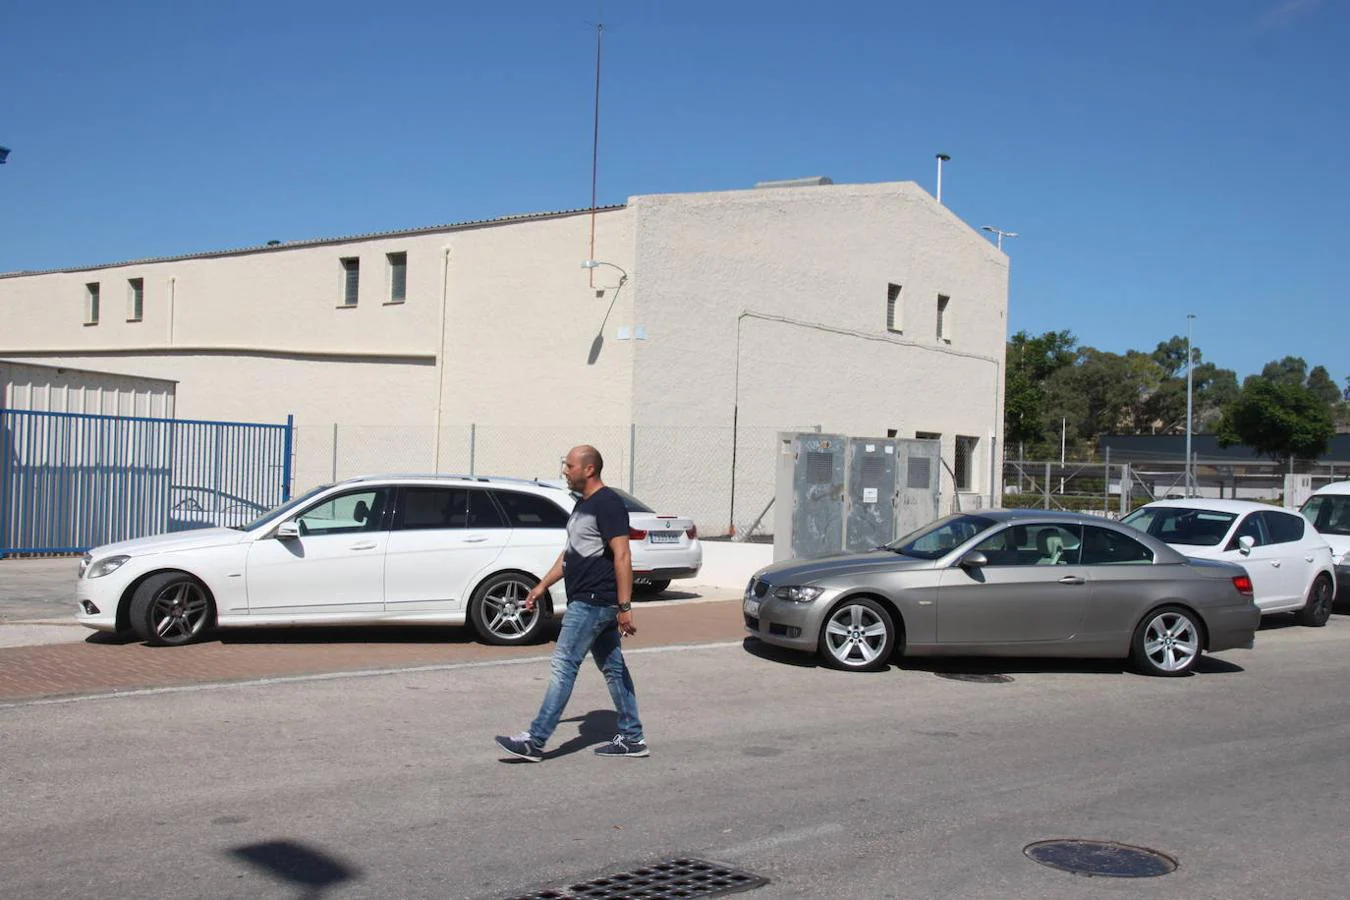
[955,435,978,491]
[340,257,360,307]
[386,252,407,303]
[127,278,144,322]
[886,283,902,333]
[936,294,950,341]
[84,282,100,325]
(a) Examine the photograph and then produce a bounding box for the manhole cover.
[936,672,1014,683]
[1024,840,1177,878]
[504,857,768,900]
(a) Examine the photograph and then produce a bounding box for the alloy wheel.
[823,603,890,668]
[480,577,539,641]
[150,581,211,644]
[1141,611,1200,674]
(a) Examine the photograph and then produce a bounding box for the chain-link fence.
[290,423,819,538]
[1003,457,1350,517]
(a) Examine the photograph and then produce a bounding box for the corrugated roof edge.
[0,204,627,279]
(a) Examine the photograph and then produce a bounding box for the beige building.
[0,179,1009,535]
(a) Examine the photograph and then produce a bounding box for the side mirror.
[276,521,301,540]
[958,550,988,569]
[1238,535,1255,554]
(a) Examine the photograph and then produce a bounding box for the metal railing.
[1,409,292,555]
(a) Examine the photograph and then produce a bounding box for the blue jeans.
[529,601,643,746]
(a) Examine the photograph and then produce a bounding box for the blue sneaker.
[495,732,543,762]
[594,735,649,758]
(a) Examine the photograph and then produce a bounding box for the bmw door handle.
[461,536,489,543]
[1058,575,1086,585]
[349,541,378,551]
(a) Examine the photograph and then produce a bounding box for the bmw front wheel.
[819,597,895,672]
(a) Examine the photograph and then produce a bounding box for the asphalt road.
[3,612,1349,899]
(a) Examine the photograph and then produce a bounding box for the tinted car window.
[1226,513,1268,550]
[1263,510,1305,544]
[395,487,507,530]
[1080,525,1153,565]
[1121,506,1235,546]
[1302,494,1350,536]
[492,490,571,529]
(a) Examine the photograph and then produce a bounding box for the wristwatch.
[617,602,632,612]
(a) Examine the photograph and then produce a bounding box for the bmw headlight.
[773,585,826,604]
[86,555,131,579]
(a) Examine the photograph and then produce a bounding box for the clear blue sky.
[3,0,1347,386]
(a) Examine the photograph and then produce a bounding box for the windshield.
[1301,494,1350,536]
[886,514,996,560]
[1120,506,1235,546]
[233,484,332,531]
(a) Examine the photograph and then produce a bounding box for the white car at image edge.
[76,475,582,647]
[1120,498,1336,626]
[1300,481,1350,599]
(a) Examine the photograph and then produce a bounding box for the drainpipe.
[167,276,177,344]
[431,246,452,472]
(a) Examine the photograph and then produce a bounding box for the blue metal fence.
[1,409,293,555]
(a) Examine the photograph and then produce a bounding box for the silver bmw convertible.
[744,510,1260,676]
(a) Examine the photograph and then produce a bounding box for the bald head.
[563,444,606,494]
[574,444,604,475]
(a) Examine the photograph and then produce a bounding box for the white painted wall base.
[691,541,774,590]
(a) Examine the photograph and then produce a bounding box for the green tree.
[1004,329,1076,453]
[1043,347,1159,455]
[1216,378,1334,464]
[1306,365,1341,408]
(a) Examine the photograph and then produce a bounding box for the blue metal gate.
[0,409,293,555]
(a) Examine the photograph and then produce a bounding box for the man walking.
[495,444,648,761]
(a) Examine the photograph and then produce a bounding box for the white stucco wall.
[629,181,1008,530]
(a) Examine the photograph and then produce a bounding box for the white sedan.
[76,475,575,646]
[1121,499,1336,626]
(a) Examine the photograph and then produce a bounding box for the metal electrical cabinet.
[844,438,898,552]
[773,433,847,562]
[894,438,942,539]
[774,433,942,561]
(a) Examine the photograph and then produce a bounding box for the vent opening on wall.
[806,451,835,485]
[860,455,887,488]
[907,457,932,489]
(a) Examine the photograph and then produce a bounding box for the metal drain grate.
[936,672,1014,683]
[504,857,768,900]
[1024,840,1177,878]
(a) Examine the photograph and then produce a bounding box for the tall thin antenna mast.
[587,21,604,287]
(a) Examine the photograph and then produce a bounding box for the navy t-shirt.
[563,486,630,603]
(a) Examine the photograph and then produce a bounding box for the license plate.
[743,598,760,616]
[649,531,680,544]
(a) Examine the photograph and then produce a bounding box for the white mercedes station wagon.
[76,475,576,646]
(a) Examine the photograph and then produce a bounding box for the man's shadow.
[543,709,619,760]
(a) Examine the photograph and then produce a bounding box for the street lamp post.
[935,153,950,203]
[980,225,1018,252]
[1185,313,1196,497]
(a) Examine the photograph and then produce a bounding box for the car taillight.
[686,524,698,539]
[1232,574,1253,596]
[629,527,648,540]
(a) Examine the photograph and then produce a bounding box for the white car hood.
[88,527,250,558]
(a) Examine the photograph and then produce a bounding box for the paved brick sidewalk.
[0,598,746,703]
